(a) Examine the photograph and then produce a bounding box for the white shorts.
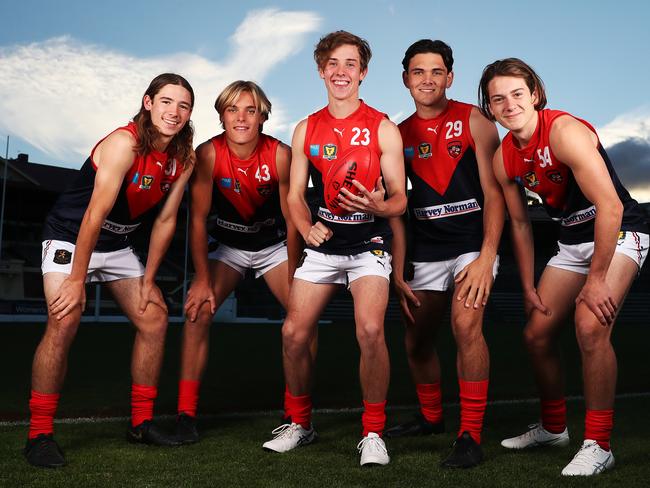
[41,240,144,283]
[547,231,649,275]
[293,248,392,286]
[208,241,287,278]
[407,252,500,292]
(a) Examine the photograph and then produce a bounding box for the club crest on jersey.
[53,249,72,265]
[160,182,171,193]
[523,171,539,188]
[257,184,272,196]
[140,175,153,190]
[546,170,563,184]
[447,141,462,158]
[323,144,338,160]
[371,250,386,257]
[404,146,415,159]
[220,177,232,188]
[617,231,626,244]
[418,143,432,159]
[234,179,241,193]
[309,144,320,157]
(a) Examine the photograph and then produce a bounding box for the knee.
[45,314,81,348]
[356,322,385,351]
[282,317,310,352]
[134,305,168,339]
[575,317,609,354]
[404,326,435,361]
[452,315,482,348]
[523,323,553,352]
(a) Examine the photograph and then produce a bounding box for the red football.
[323,146,381,216]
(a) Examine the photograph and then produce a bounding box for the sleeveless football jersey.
[43,122,184,252]
[207,133,286,251]
[501,109,647,244]
[400,100,484,261]
[303,101,392,255]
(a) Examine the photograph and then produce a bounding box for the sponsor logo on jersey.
[427,125,439,134]
[131,172,140,184]
[140,175,153,190]
[333,128,344,137]
[220,177,232,188]
[160,182,171,193]
[257,183,273,196]
[310,144,320,157]
[215,217,275,233]
[523,171,539,188]
[317,206,374,224]
[523,157,535,164]
[101,219,141,234]
[53,249,72,265]
[418,143,432,159]
[370,236,384,244]
[234,179,241,193]
[447,141,462,158]
[237,167,249,176]
[557,205,596,227]
[404,146,415,159]
[323,144,338,160]
[546,170,563,184]
[413,198,482,220]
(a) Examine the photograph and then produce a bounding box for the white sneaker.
[561,440,614,476]
[262,422,317,453]
[501,423,570,449]
[357,432,390,466]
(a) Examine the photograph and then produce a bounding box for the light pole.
[0,135,9,262]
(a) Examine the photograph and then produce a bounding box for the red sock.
[28,390,60,439]
[131,384,157,427]
[585,409,614,451]
[416,383,443,424]
[541,398,566,434]
[284,387,312,429]
[362,400,387,437]
[177,379,200,417]
[458,379,488,444]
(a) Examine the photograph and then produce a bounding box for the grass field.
[2,318,649,486]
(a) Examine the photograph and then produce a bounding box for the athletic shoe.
[175,413,199,445]
[24,434,66,468]
[262,422,317,453]
[501,423,570,449]
[384,413,444,438]
[127,420,182,447]
[440,431,483,468]
[357,432,390,466]
[561,440,615,476]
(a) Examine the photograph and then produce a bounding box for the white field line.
[1,392,648,428]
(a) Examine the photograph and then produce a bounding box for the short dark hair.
[402,39,453,72]
[478,58,547,120]
[314,30,372,71]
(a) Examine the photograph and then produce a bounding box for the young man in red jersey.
[26,74,195,468]
[479,58,648,476]
[262,30,406,466]
[385,40,503,468]
[174,80,301,443]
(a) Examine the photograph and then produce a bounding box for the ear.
[531,88,539,106]
[446,71,454,89]
[143,94,153,111]
[318,66,325,80]
[359,67,368,82]
[402,71,409,88]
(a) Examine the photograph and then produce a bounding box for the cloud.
[0,9,321,166]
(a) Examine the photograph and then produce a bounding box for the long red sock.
[541,398,566,434]
[585,409,614,451]
[131,384,157,427]
[416,382,443,424]
[458,379,488,444]
[177,379,200,417]
[284,387,312,429]
[362,400,387,437]
[28,390,60,439]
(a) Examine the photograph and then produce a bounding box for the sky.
[1,0,649,201]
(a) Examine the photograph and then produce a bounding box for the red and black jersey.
[501,109,647,244]
[207,133,286,251]
[304,101,392,255]
[400,100,484,261]
[43,122,184,252]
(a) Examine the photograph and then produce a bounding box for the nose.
[503,96,517,112]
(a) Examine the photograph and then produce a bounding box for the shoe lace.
[270,423,297,439]
[357,435,387,455]
[522,422,543,439]
[569,441,600,467]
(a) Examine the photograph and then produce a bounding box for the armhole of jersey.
[303,116,314,159]
[466,105,477,152]
[373,114,385,158]
[210,137,221,180]
[90,125,135,171]
[501,137,516,182]
[269,137,281,181]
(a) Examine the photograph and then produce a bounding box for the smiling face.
[143,83,193,143]
[403,52,453,112]
[319,43,367,102]
[221,90,263,146]
[487,75,539,134]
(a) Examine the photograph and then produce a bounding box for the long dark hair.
[133,73,195,167]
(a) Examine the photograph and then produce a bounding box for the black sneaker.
[384,413,445,438]
[175,413,199,445]
[24,434,66,468]
[127,420,181,447]
[440,431,484,468]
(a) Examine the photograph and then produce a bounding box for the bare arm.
[454,108,505,308]
[550,116,623,324]
[184,141,217,321]
[277,142,302,283]
[49,130,137,319]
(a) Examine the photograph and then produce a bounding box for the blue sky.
[1,0,649,200]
